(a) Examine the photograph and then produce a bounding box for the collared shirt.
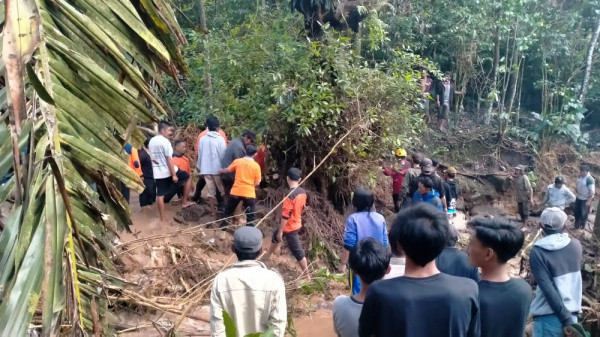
[543,184,576,209]
[210,260,287,337]
[576,173,595,200]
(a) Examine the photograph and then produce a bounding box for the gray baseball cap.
[420,158,434,174]
[540,207,567,231]
[233,226,263,253]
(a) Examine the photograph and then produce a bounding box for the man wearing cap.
[543,177,576,210]
[264,167,310,280]
[529,207,583,337]
[210,227,287,337]
[407,158,447,212]
[444,167,461,224]
[221,130,256,198]
[514,165,533,223]
[574,165,595,229]
[382,148,411,212]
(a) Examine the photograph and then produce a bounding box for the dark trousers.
[518,201,530,222]
[220,195,256,227]
[120,182,130,204]
[192,176,206,202]
[392,193,401,213]
[574,199,590,229]
[222,177,234,197]
[139,177,156,207]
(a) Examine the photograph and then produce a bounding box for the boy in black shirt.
[359,204,479,337]
[467,218,532,337]
[444,167,461,225]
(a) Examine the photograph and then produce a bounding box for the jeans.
[533,314,577,337]
[574,198,590,229]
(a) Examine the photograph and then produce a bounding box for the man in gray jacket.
[542,177,576,210]
[221,130,255,196]
[530,207,582,337]
[197,116,227,217]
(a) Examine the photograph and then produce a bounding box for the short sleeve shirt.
[173,154,191,174]
[228,157,261,198]
[333,296,362,337]
[149,135,174,179]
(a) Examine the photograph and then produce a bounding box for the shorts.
[272,229,305,261]
[204,175,225,198]
[156,170,189,197]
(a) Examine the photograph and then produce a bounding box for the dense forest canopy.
[169,0,600,147]
[163,0,600,201]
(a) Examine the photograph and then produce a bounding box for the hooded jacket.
[529,233,582,327]
[197,131,227,175]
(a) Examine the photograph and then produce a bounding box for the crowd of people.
[124,117,594,337]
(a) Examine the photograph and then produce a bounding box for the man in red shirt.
[382,147,411,212]
[264,168,310,280]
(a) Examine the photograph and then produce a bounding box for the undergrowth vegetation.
[165,9,431,198]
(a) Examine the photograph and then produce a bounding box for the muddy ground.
[113,184,598,337]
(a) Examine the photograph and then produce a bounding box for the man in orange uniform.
[264,168,310,279]
[122,143,141,204]
[218,144,261,228]
[167,139,193,202]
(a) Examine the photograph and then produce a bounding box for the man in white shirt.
[197,116,227,217]
[210,227,287,337]
[149,121,192,223]
[543,177,576,210]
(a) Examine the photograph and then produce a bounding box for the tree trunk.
[579,14,600,102]
[485,27,500,125]
[197,0,212,110]
[595,198,600,237]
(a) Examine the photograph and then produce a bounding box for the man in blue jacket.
[412,176,444,211]
[530,207,582,337]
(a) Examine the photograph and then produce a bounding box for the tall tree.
[0,0,185,334]
[579,13,600,102]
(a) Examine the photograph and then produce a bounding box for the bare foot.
[182,201,194,208]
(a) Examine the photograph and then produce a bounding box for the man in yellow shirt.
[218,144,261,228]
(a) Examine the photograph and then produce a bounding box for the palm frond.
[0,0,186,334]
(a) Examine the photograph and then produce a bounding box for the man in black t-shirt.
[436,225,479,282]
[359,204,479,337]
[467,218,532,337]
[138,138,156,208]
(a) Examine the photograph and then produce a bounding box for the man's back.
[529,235,582,320]
[197,131,226,175]
[436,247,480,281]
[479,279,532,337]
[359,273,479,337]
[210,260,286,337]
[149,135,173,179]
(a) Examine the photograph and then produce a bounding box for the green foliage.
[299,268,345,295]
[165,8,426,190]
[223,310,276,337]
